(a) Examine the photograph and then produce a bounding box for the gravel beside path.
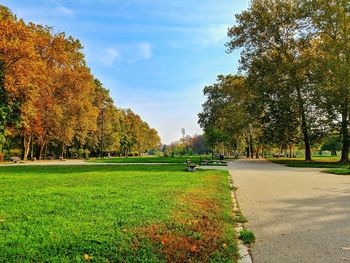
[229,159,350,263]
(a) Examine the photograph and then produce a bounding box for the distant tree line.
[0,5,161,161]
[163,134,209,156]
[199,0,350,162]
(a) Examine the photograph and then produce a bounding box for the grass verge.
[0,164,239,262]
[268,157,347,169]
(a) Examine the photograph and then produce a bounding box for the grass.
[268,156,350,175]
[0,164,239,262]
[239,229,255,245]
[88,156,203,164]
[268,157,348,169]
[87,156,228,165]
[324,169,350,175]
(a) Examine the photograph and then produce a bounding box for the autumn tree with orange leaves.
[0,5,161,161]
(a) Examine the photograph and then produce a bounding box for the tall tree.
[306,0,350,163]
[227,0,318,161]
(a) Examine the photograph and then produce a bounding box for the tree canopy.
[0,5,161,160]
[199,0,350,161]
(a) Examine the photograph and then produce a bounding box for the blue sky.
[2,0,248,144]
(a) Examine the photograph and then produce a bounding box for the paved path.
[229,159,350,263]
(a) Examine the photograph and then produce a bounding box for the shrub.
[69,148,77,158]
[239,229,255,244]
[84,149,90,159]
[9,148,21,157]
[78,148,85,158]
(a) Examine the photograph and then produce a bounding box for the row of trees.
[163,134,208,156]
[199,0,350,162]
[0,5,161,160]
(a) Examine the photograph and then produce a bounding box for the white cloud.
[93,42,153,66]
[55,6,74,17]
[97,48,121,66]
[139,42,152,60]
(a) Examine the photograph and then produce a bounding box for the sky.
[2,0,249,144]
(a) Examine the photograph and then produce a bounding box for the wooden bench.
[186,159,198,172]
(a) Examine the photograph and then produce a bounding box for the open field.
[0,165,238,262]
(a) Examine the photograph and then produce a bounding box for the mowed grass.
[268,156,348,168]
[89,156,206,164]
[0,165,238,262]
[268,156,350,174]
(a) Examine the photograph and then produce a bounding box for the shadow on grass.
[269,158,348,169]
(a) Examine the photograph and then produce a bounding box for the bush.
[9,148,21,157]
[78,148,85,158]
[84,149,90,159]
[239,229,255,244]
[69,148,77,158]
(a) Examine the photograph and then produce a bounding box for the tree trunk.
[44,143,48,160]
[255,145,260,158]
[340,108,349,163]
[295,85,312,161]
[23,134,32,161]
[249,141,254,159]
[246,146,250,158]
[60,143,65,158]
[30,139,34,160]
[38,142,46,160]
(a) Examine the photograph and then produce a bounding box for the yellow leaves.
[83,253,93,261]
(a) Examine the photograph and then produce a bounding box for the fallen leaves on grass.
[136,189,235,262]
[83,253,93,261]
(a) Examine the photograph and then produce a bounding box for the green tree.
[306,0,350,163]
[227,0,320,161]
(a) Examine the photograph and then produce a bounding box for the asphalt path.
[229,159,350,263]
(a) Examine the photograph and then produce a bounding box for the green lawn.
[268,156,350,174]
[0,165,238,262]
[268,157,348,169]
[88,156,226,165]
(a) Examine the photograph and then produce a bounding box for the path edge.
[229,172,253,263]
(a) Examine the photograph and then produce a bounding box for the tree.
[0,5,40,159]
[199,75,253,157]
[306,0,350,163]
[227,0,320,161]
[321,135,342,156]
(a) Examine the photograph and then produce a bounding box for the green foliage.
[239,229,255,245]
[8,148,21,157]
[68,147,77,158]
[235,211,248,224]
[325,169,350,175]
[198,75,251,155]
[321,136,342,156]
[84,149,90,159]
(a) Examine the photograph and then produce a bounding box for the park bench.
[186,159,198,172]
[10,157,20,163]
